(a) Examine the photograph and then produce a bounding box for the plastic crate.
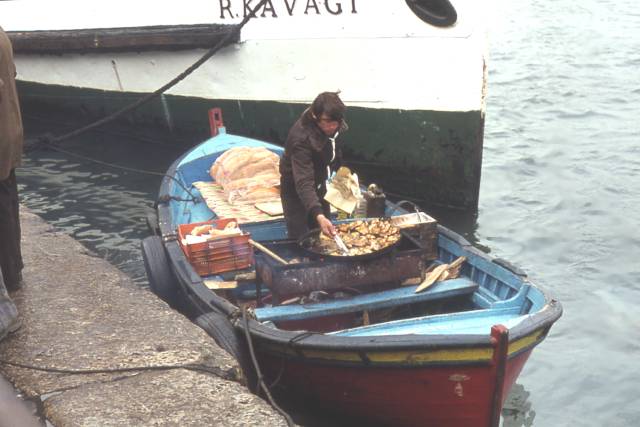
[177,218,254,276]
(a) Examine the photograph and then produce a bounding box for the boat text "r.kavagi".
[218,0,358,19]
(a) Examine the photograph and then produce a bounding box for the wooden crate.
[177,218,254,276]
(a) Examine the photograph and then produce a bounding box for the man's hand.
[316,214,336,237]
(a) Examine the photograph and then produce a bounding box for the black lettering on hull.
[261,0,278,17]
[305,0,320,15]
[220,0,233,18]
[284,0,297,15]
[325,1,342,15]
[221,0,358,20]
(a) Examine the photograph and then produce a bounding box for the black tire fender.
[141,235,179,304]
[405,0,457,27]
[194,311,258,391]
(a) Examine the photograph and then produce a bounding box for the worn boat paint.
[17,81,483,208]
[257,349,532,427]
[143,122,562,426]
[5,0,488,210]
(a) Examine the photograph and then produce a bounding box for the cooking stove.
[254,232,436,303]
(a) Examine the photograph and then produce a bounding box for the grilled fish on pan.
[314,218,401,256]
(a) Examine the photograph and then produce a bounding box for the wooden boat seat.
[254,277,479,323]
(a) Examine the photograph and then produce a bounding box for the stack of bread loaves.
[209,147,281,204]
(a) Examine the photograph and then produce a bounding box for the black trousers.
[0,170,22,288]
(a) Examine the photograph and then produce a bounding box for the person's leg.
[281,190,310,239]
[0,270,19,342]
[0,169,23,291]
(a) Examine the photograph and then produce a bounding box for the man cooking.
[279,92,348,239]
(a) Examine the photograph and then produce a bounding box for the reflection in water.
[502,384,535,427]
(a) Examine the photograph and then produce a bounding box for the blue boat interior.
[166,130,549,336]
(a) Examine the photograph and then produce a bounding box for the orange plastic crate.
[177,218,254,276]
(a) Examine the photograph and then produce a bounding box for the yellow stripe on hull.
[367,347,494,364]
[258,328,548,366]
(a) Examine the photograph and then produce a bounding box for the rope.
[27,0,269,147]
[0,359,236,380]
[41,143,200,204]
[191,305,295,424]
[22,113,190,147]
[241,306,295,427]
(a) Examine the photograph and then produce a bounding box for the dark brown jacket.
[279,111,345,238]
[0,27,23,181]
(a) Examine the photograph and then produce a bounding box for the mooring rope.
[24,0,269,149]
[22,1,272,204]
[0,359,236,380]
[240,306,296,427]
[41,143,200,204]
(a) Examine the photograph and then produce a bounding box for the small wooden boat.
[142,113,562,427]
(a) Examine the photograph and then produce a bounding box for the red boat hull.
[258,348,531,427]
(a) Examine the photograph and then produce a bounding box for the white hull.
[3,0,488,113]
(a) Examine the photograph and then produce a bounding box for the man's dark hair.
[310,92,345,122]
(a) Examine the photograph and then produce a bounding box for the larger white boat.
[3,0,489,210]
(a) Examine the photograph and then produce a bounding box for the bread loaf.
[223,172,280,191]
[226,157,278,181]
[210,147,251,181]
[242,186,280,201]
[191,224,213,236]
[209,146,282,204]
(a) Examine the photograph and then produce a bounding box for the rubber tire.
[405,0,457,27]
[194,311,258,392]
[141,236,179,304]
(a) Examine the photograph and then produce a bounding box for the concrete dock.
[0,208,289,426]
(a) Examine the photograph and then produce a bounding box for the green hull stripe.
[18,81,483,210]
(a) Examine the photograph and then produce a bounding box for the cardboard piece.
[255,200,284,216]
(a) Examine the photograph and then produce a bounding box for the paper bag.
[324,167,361,214]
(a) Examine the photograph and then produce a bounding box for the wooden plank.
[254,277,479,323]
[8,24,237,54]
